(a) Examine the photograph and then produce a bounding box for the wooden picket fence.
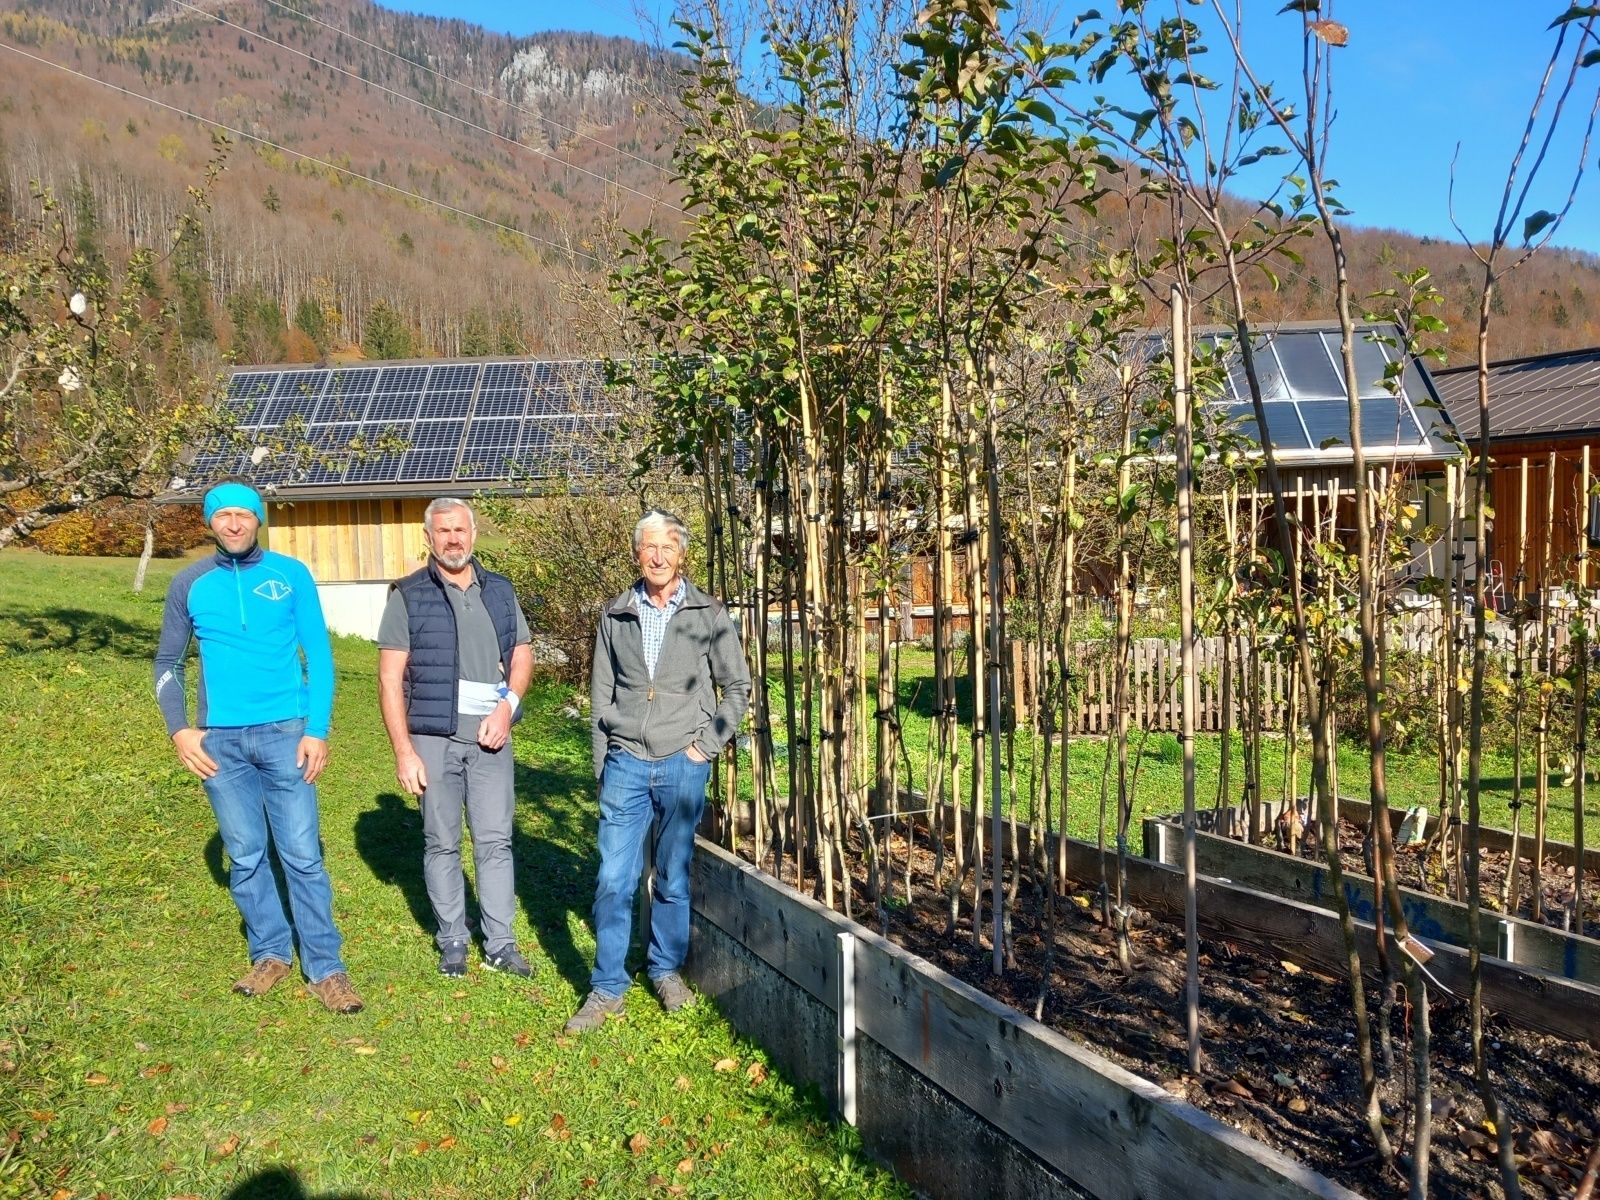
[1068,636,1291,735]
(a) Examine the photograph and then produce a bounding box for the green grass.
[762,645,1600,850]
[0,551,908,1200]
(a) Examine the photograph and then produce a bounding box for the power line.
[169,0,681,214]
[258,0,674,177]
[0,40,601,266]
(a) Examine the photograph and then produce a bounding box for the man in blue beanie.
[153,479,362,1013]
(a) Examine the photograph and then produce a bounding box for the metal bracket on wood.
[837,930,857,1126]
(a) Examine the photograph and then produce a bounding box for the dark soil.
[1318,818,1600,943]
[748,826,1600,1199]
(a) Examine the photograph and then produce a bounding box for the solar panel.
[417,390,473,420]
[186,358,630,494]
[398,449,461,481]
[476,362,532,417]
[345,453,403,484]
[458,417,521,480]
[315,369,378,422]
[410,420,466,450]
[368,390,421,424]
[376,365,429,394]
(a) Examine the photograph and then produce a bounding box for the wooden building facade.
[1435,347,1600,596]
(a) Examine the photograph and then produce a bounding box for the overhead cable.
[0,40,601,266]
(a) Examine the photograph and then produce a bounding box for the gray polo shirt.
[379,575,531,744]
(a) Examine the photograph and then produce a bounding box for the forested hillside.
[0,0,683,362]
[1,0,1595,367]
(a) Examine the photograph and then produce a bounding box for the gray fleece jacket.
[590,578,752,779]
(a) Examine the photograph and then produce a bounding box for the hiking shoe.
[232,957,292,997]
[308,971,364,1014]
[483,945,532,978]
[652,972,696,1013]
[438,941,469,977]
[563,990,625,1033]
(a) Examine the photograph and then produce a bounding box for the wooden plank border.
[1188,798,1590,873]
[690,838,1365,1200]
[1029,830,1600,1048]
[1142,818,1600,983]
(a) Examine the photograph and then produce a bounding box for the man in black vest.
[378,497,534,978]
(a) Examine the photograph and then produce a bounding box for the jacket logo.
[254,580,293,602]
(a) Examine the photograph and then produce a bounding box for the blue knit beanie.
[203,481,266,524]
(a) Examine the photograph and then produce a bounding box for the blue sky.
[400,2,1600,254]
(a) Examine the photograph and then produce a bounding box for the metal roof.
[1435,346,1600,443]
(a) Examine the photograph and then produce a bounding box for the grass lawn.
[811,646,1600,850]
[0,552,907,1200]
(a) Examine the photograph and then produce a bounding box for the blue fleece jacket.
[154,545,335,738]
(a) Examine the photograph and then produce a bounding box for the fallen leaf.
[29,1111,54,1123]
[1288,1097,1309,1114]
[1216,1078,1253,1100]
[628,1131,651,1155]
[674,1076,692,1092]
[139,1064,173,1079]
[1280,960,1302,976]
[676,1158,695,1174]
[659,1114,674,1127]
[1459,1129,1492,1154]
[163,1103,189,1116]
[147,1117,168,1137]
[491,1055,509,1072]
[581,1179,597,1190]
[513,1032,533,1048]
[212,1134,240,1159]
[503,1114,523,1127]
[713,1058,738,1073]
[413,1141,431,1155]
[50,1190,71,1200]
[1526,1129,1568,1160]
[1308,18,1349,46]
[83,1072,110,1086]
[351,1045,378,1056]
[746,1062,768,1085]
[549,1113,567,1131]
[437,1136,457,1151]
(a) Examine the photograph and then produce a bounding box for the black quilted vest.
[393,560,521,736]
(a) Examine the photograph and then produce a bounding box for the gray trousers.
[415,734,517,953]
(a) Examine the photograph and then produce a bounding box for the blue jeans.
[201,719,347,984]
[590,747,711,998]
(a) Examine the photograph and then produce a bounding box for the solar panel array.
[1197,328,1451,456]
[184,360,620,491]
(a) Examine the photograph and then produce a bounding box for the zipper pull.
[647,687,655,701]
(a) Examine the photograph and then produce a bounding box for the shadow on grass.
[223,1167,370,1199]
[0,608,154,657]
[349,762,599,996]
[514,759,596,996]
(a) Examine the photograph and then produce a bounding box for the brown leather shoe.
[307,971,364,1014]
[232,958,292,997]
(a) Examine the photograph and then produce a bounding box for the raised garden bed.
[699,820,1600,1198]
[686,837,1363,1200]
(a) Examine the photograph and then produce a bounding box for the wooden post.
[1535,450,1557,919]
[1172,286,1201,1073]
